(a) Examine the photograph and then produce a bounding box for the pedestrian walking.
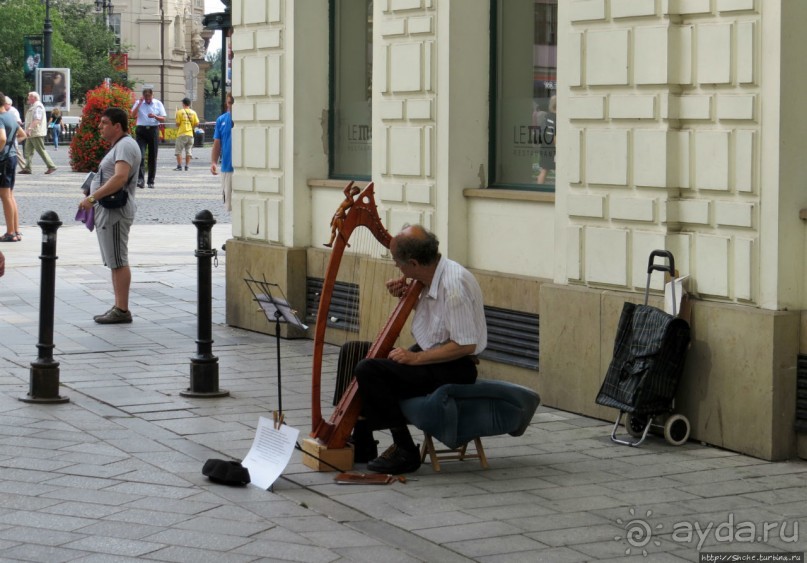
[19,92,57,175]
[130,87,166,190]
[48,107,63,150]
[174,97,199,171]
[0,90,27,243]
[210,93,234,212]
[77,107,142,323]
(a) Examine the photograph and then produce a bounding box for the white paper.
[256,294,309,330]
[242,416,299,490]
[664,275,689,316]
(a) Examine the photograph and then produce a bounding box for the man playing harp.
[350,225,488,474]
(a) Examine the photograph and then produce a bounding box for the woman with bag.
[48,107,62,150]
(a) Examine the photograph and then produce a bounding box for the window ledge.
[308,179,370,189]
[464,188,555,203]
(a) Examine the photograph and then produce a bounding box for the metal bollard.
[181,210,229,398]
[20,211,69,404]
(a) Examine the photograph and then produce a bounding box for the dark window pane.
[331,0,373,179]
[492,0,557,190]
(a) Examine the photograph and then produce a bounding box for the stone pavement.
[1,225,807,562]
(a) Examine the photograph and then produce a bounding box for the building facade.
[95,0,211,115]
[223,0,807,461]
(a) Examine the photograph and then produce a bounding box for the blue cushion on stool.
[400,379,541,450]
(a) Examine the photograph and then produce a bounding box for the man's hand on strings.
[386,276,408,298]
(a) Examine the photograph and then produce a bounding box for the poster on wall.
[36,68,70,111]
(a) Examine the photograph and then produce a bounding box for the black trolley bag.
[595,250,691,447]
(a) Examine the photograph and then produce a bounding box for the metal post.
[43,0,52,68]
[275,312,282,416]
[20,211,68,404]
[181,210,228,398]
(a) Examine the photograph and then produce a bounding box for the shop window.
[330,0,373,180]
[490,0,557,190]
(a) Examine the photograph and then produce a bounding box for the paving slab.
[1,223,807,561]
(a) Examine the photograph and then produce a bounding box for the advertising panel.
[36,68,71,111]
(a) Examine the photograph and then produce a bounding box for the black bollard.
[181,210,229,398]
[20,211,69,404]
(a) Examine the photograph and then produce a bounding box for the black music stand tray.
[244,274,308,419]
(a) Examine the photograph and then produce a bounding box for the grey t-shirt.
[0,111,19,157]
[91,135,142,228]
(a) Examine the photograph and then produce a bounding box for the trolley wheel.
[625,414,650,439]
[663,414,690,446]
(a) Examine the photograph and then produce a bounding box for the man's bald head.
[392,225,439,266]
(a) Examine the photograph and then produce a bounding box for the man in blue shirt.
[210,93,234,212]
[130,88,166,190]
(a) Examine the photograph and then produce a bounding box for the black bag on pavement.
[202,459,251,486]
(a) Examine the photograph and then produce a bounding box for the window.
[108,13,122,48]
[491,0,557,190]
[330,0,373,180]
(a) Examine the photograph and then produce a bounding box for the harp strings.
[330,224,387,405]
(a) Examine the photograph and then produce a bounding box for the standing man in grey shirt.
[130,87,165,189]
[77,107,142,324]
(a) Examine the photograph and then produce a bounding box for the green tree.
[0,0,131,108]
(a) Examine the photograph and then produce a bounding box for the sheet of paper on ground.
[242,416,299,490]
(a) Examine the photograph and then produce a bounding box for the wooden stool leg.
[474,437,489,469]
[423,434,441,471]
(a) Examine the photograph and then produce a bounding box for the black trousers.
[135,125,159,185]
[354,354,477,430]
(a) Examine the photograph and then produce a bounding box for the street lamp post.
[43,0,52,68]
[202,9,231,115]
[94,0,114,28]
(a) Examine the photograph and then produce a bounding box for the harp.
[307,182,423,464]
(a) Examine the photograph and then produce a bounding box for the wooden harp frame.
[310,182,423,449]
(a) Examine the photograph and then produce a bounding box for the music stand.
[244,273,308,419]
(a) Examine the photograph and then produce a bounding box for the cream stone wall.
[557,0,766,305]
[374,0,488,260]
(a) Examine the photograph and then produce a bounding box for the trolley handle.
[647,250,675,277]
[645,250,677,314]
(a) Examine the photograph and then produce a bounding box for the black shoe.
[367,444,420,474]
[348,437,378,464]
[137,181,145,189]
[147,184,155,189]
[174,166,182,171]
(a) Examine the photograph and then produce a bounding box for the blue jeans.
[51,126,60,150]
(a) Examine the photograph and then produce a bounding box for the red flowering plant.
[69,83,136,172]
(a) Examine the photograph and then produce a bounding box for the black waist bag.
[99,189,128,209]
